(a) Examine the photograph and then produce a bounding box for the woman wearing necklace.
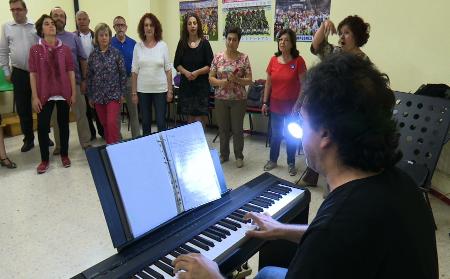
[131,13,173,135]
[209,27,252,168]
[299,15,371,189]
[174,13,214,127]
[87,23,127,144]
[28,14,76,174]
[262,29,307,176]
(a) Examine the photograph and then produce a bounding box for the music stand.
[393,91,450,228]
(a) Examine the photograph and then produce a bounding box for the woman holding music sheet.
[131,13,173,135]
[209,26,252,168]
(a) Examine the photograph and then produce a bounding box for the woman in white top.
[131,13,173,135]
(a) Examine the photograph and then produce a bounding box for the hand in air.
[323,19,337,37]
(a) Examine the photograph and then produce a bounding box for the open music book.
[105,122,222,239]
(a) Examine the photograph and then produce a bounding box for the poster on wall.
[274,0,331,42]
[222,0,272,42]
[179,0,219,41]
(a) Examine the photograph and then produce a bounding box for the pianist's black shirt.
[286,167,438,279]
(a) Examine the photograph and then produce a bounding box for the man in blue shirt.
[111,16,140,138]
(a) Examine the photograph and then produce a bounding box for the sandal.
[1,157,17,169]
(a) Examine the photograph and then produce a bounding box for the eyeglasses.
[10,8,25,12]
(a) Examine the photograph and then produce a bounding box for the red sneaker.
[61,156,71,168]
[37,161,49,174]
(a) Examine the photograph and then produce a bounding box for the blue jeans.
[138,92,167,135]
[255,266,288,279]
[269,112,297,165]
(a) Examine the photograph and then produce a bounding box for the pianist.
[172,53,438,279]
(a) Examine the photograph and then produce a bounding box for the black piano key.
[202,231,222,242]
[273,184,292,193]
[143,267,164,279]
[242,204,264,213]
[229,213,247,224]
[222,218,242,228]
[232,210,245,218]
[205,228,227,239]
[262,191,282,200]
[212,225,231,235]
[218,220,238,231]
[194,235,215,247]
[137,272,152,279]
[154,261,174,277]
[181,243,201,254]
[268,187,288,195]
[175,247,189,254]
[249,199,270,208]
[170,250,181,258]
[160,256,174,267]
[255,196,275,205]
[189,238,210,251]
[235,209,248,216]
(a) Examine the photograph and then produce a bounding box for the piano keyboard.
[132,184,305,279]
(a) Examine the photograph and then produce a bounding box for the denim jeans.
[138,92,167,135]
[269,112,297,165]
[254,266,288,279]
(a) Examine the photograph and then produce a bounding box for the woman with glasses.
[262,29,307,176]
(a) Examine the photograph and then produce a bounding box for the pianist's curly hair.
[297,53,402,172]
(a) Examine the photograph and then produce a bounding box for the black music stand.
[393,91,450,228]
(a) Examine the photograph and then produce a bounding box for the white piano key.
[264,185,305,217]
[149,264,174,279]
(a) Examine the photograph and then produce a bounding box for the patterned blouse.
[210,51,252,100]
[87,46,127,104]
[310,40,370,62]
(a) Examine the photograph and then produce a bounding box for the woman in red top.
[29,14,76,174]
[262,29,306,176]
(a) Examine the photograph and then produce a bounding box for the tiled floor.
[0,122,448,278]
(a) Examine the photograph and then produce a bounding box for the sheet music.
[163,122,222,211]
[106,135,178,239]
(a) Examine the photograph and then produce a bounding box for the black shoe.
[21,141,35,152]
[48,139,54,147]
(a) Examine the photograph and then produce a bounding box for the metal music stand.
[393,91,450,228]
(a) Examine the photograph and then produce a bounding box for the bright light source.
[288,122,303,139]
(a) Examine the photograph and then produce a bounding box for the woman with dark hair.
[131,13,172,135]
[87,23,126,144]
[311,15,370,61]
[300,15,371,187]
[262,29,307,176]
[29,14,75,174]
[174,13,213,127]
[209,27,252,168]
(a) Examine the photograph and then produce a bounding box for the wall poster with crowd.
[179,0,219,41]
[222,0,272,42]
[274,0,331,42]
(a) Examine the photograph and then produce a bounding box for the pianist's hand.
[244,212,283,240]
[173,253,224,279]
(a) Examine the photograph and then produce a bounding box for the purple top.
[56,31,87,84]
[87,46,127,104]
[28,39,74,105]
